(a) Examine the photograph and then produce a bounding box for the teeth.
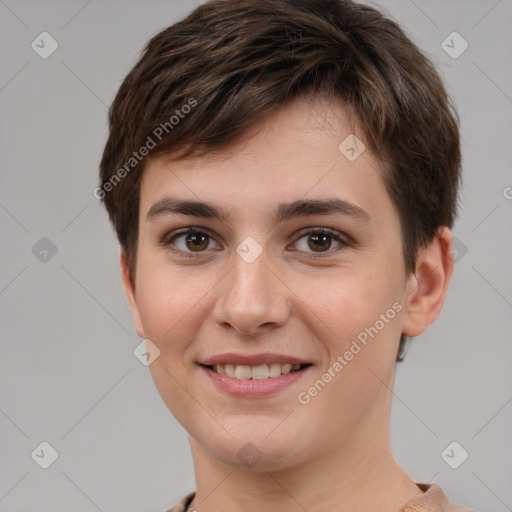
[251,364,268,380]
[268,362,282,378]
[235,365,252,380]
[225,364,236,378]
[211,363,304,380]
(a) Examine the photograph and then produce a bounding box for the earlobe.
[401,227,454,337]
[120,249,145,338]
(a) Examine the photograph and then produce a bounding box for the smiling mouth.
[202,363,311,380]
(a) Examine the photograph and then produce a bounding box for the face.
[122,96,451,472]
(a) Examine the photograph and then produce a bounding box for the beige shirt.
[165,483,472,512]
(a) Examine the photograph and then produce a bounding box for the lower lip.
[200,364,312,398]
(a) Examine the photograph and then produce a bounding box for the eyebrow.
[146,196,371,225]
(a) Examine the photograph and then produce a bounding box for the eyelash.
[159,226,350,259]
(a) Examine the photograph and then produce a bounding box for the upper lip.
[199,352,312,366]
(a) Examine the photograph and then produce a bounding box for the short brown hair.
[99,0,462,360]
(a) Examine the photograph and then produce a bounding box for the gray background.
[0,1,511,511]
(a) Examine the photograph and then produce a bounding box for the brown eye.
[184,231,209,251]
[162,228,220,257]
[292,228,349,257]
[307,233,333,252]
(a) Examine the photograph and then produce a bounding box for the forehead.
[139,96,394,228]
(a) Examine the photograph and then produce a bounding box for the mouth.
[198,355,314,398]
[201,362,312,380]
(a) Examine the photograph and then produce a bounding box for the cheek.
[301,258,404,374]
[134,260,210,426]
[134,253,208,354]
[304,267,396,331]
[298,274,403,430]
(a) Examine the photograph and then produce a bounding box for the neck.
[187,413,423,512]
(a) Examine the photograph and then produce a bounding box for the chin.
[204,428,309,472]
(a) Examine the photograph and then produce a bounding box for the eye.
[291,227,349,257]
[160,227,220,257]
[160,226,350,259]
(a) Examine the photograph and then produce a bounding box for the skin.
[121,95,454,512]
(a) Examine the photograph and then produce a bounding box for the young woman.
[98,1,471,510]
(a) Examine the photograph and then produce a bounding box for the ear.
[401,227,455,337]
[120,249,145,338]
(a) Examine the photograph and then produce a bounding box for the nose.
[212,248,290,336]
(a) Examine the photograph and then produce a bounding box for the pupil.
[187,232,208,251]
[308,233,330,252]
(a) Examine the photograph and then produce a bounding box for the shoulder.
[402,483,474,512]
[164,486,476,512]
[161,490,196,512]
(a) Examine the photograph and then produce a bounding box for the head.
[98,0,461,471]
